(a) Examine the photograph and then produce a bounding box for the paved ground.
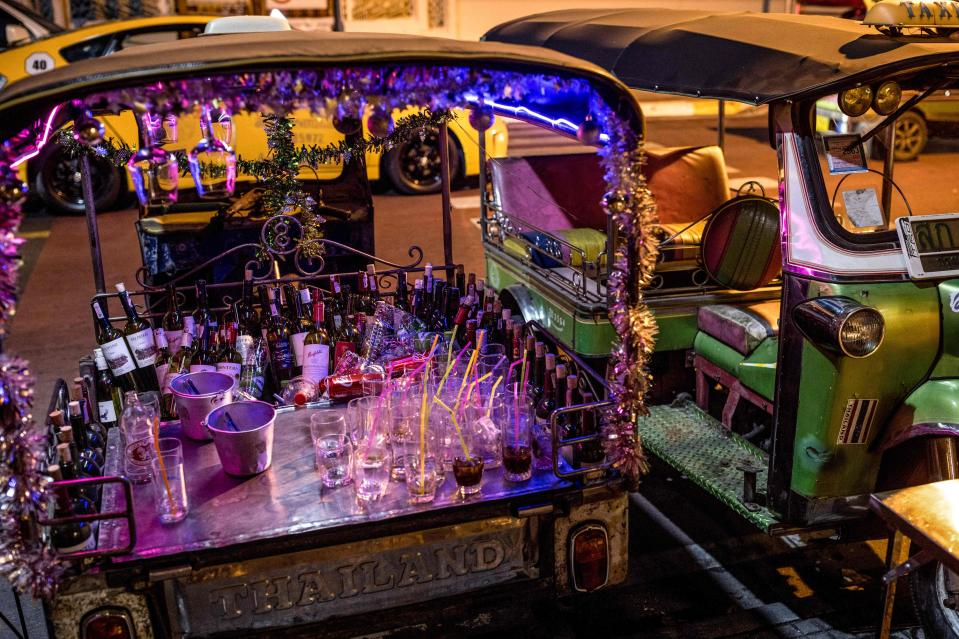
[0,109,937,638]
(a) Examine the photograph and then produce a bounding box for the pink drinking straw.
[513,382,520,440]
[366,336,438,450]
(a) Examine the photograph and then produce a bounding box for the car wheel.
[892,110,928,161]
[911,560,959,639]
[384,128,460,195]
[34,144,122,215]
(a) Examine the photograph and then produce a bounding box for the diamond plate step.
[638,400,783,532]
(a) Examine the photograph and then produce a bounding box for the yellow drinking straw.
[416,335,439,492]
[487,375,504,417]
[447,324,458,365]
[435,396,470,458]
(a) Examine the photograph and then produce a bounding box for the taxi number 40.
[25,52,54,76]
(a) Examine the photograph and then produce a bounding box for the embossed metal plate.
[175,517,536,636]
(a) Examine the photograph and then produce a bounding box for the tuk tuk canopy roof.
[483,8,959,104]
[0,30,640,139]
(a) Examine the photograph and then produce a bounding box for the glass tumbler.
[310,413,353,488]
[502,398,533,482]
[353,444,391,504]
[151,437,188,524]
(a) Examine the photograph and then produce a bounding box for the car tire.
[384,128,460,195]
[892,110,928,161]
[34,143,123,215]
[911,560,959,639]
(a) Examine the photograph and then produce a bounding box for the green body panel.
[486,251,700,356]
[930,280,959,378]
[738,337,778,401]
[895,379,959,426]
[693,332,778,400]
[789,281,940,499]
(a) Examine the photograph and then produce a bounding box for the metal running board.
[637,400,784,532]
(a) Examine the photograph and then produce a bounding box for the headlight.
[793,296,884,358]
[872,80,902,116]
[838,86,874,117]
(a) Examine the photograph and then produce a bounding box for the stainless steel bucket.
[171,372,235,441]
[205,400,276,476]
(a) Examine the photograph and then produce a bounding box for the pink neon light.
[11,104,63,169]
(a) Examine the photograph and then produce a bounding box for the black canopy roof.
[483,8,959,104]
[0,30,640,140]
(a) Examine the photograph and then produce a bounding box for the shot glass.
[353,444,391,503]
[150,437,187,524]
[310,413,353,488]
[502,402,533,482]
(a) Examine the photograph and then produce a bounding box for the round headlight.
[872,81,902,116]
[838,86,874,117]
[839,307,884,357]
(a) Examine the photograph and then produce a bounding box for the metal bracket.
[882,548,934,585]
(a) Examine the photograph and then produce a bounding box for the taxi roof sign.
[864,0,959,31]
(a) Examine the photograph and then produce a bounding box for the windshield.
[814,84,959,237]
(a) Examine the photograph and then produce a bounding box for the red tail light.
[82,608,134,639]
[569,523,610,592]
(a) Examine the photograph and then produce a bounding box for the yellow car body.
[2,17,508,212]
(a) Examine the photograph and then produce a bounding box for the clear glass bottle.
[187,103,237,199]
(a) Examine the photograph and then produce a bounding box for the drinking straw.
[435,396,470,458]
[223,411,239,432]
[371,335,438,452]
[447,324,458,364]
[513,381,520,440]
[419,367,430,490]
[520,348,530,402]
[452,347,481,411]
[487,375,504,418]
[435,342,471,399]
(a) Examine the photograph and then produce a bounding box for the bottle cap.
[502,308,511,321]
[56,442,72,462]
[555,363,566,377]
[57,426,73,443]
[47,464,62,481]
[535,342,545,357]
[545,353,556,368]
[115,282,126,293]
[49,410,64,427]
[300,288,311,303]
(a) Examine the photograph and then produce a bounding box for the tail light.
[569,523,610,592]
[81,608,134,639]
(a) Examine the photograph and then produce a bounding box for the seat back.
[645,145,730,225]
[490,153,607,231]
[701,196,781,291]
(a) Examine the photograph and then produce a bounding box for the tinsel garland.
[594,97,659,491]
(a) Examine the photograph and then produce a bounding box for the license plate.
[176,517,537,636]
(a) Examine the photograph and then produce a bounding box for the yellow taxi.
[2,15,508,213]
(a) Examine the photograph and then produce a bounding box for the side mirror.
[4,24,31,47]
[700,196,781,291]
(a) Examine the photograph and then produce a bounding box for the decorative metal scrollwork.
[260,214,304,256]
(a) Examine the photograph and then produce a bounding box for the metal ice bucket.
[205,400,276,477]
[171,372,235,441]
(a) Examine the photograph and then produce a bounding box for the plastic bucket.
[205,400,276,476]
[171,372,235,441]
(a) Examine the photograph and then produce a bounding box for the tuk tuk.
[484,6,959,637]
[0,17,652,638]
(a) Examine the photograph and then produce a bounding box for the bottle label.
[101,337,136,375]
[165,329,183,351]
[290,331,308,366]
[271,338,295,370]
[98,400,117,424]
[216,361,242,382]
[302,343,330,383]
[155,363,170,392]
[189,364,216,374]
[127,328,157,367]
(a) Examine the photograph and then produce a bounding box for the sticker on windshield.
[842,188,885,228]
[822,134,868,175]
[837,398,878,445]
[24,52,54,76]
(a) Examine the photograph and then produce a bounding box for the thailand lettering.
[209,539,506,619]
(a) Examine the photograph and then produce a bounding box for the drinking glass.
[151,437,188,524]
[361,370,389,399]
[480,343,507,359]
[447,408,484,497]
[464,397,504,470]
[347,396,390,449]
[310,413,353,488]
[353,444,391,503]
[403,427,441,504]
[389,393,420,481]
[502,398,533,482]
[127,147,179,207]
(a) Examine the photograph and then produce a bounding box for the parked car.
[0,0,61,53]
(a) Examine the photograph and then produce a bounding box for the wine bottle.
[161,285,184,351]
[529,342,547,407]
[46,464,96,553]
[190,321,217,373]
[366,264,380,310]
[534,356,558,427]
[289,287,312,373]
[238,336,267,400]
[216,323,243,383]
[465,319,478,351]
[92,299,139,393]
[236,276,261,337]
[163,331,193,418]
[411,279,425,322]
[93,348,121,429]
[302,300,331,385]
[154,328,171,395]
[115,283,159,392]
[455,264,466,294]
[395,271,410,312]
[193,279,212,342]
[266,288,295,385]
